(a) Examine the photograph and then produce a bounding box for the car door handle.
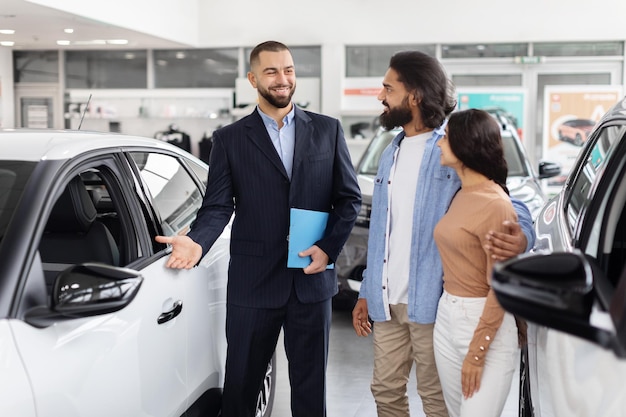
[157,300,183,324]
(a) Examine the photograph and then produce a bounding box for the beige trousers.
[371,303,449,417]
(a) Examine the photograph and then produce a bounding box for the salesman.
[155,40,361,417]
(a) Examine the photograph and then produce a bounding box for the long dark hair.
[447,109,509,194]
[389,51,457,128]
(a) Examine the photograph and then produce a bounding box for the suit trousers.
[371,303,449,417]
[221,284,332,417]
[433,290,518,417]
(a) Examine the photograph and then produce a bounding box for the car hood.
[359,172,543,217]
[359,173,539,198]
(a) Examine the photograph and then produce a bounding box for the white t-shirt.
[385,131,430,305]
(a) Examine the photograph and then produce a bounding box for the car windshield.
[357,129,530,178]
[0,161,37,243]
[501,133,529,177]
[357,130,399,176]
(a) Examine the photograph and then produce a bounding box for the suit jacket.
[188,106,361,308]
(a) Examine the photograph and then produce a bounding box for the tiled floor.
[270,307,520,417]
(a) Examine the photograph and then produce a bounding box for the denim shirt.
[359,124,535,324]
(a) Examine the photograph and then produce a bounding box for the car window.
[0,162,37,245]
[130,152,203,236]
[358,130,398,175]
[358,127,531,179]
[566,125,626,236]
[186,159,209,188]
[501,134,527,177]
[38,166,139,288]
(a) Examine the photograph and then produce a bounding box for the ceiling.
[0,0,188,50]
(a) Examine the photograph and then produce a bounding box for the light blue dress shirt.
[258,104,296,180]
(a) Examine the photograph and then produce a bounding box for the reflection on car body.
[0,130,275,417]
[334,116,561,305]
[492,96,626,417]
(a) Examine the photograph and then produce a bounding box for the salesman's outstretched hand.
[484,220,527,261]
[155,235,203,269]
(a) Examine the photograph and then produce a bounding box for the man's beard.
[258,84,296,109]
[379,99,413,131]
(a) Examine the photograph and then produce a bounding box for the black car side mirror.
[538,161,562,179]
[492,251,626,357]
[24,263,143,328]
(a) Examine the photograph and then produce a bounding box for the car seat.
[39,176,120,272]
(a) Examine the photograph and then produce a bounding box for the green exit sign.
[514,56,544,64]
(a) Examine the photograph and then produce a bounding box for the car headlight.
[525,194,545,221]
[514,185,545,221]
[509,181,546,222]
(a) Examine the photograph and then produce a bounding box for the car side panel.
[540,328,626,417]
[184,226,229,407]
[0,321,36,417]
[10,258,189,417]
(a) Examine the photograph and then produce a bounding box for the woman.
[433,109,520,417]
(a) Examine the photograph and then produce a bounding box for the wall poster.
[542,86,623,194]
[457,89,526,139]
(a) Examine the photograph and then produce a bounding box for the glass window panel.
[452,74,522,87]
[535,73,612,164]
[346,45,436,77]
[130,152,202,236]
[13,50,59,83]
[566,125,625,236]
[534,41,624,57]
[244,45,321,77]
[154,48,238,88]
[65,50,147,88]
[442,43,528,59]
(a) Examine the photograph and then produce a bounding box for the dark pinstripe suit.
[188,106,361,416]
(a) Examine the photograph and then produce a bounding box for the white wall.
[197,0,626,47]
[28,0,200,46]
[22,0,626,49]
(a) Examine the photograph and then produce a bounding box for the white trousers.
[433,290,518,417]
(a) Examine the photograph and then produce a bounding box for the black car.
[492,96,626,417]
[334,117,561,307]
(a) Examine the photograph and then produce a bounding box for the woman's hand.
[461,355,484,399]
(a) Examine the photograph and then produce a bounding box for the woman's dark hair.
[389,51,457,129]
[447,109,509,194]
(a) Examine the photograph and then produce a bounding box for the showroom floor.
[270,308,520,417]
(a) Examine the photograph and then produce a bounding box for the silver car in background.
[334,116,561,306]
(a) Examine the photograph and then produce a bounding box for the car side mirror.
[538,161,562,179]
[24,263,143,328]
[492,251,625,356]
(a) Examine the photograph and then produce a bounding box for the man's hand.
[484,220,527,261]
[299,245,330,275]
[352,298,372,337]
[155,235,203,269]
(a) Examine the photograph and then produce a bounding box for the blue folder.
[287,208,334,269]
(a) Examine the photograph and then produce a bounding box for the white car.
[0,130,275,417]
[492,96,626,417]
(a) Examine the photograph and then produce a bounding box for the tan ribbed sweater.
[434,180,517,367]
